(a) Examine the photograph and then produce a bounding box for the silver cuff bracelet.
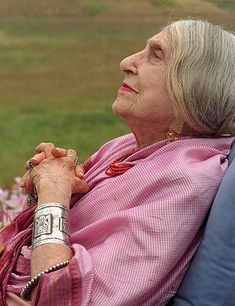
[32,203,70,250]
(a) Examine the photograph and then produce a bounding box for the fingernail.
[20,181,25,187]
[77,172,84,179]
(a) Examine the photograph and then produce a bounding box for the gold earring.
[167,128,179,142]
[167,117,184,142]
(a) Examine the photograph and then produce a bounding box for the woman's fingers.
[75,164,84,179]
[64,149,87,193]
[66,149,78,163]
[24,153,45,173]
[73,179,89,194]
[22,149,89,201]
[33,144,76,160]
[65,149,85,179]
[33,144,79,164]
[20,171,34,194]
[22,146,88,198]
[25,147,67,171]
[20,172,28,188]
[35,142,55,158]
[31,152,45,165]
[51,147,67,158]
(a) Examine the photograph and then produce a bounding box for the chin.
[112,98,121,114]
[112,100,125,118]
[112,96,136,123]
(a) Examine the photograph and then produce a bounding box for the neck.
[131,128,169,150]
[130,121,198,150]
[123,116,183,150]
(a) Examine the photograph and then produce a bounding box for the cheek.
[143,74,172,107]
[140,86,174,119]
[140,84,168,106]
[140,68,167,96]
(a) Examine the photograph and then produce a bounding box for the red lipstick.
[120,82,138,93]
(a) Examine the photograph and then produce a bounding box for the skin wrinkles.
[112,30,175,150]
[146,36,171,62]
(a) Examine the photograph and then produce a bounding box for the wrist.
[37,181,72,207]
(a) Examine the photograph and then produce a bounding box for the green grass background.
[0,0,234,187]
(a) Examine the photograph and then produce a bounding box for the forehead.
[147,31,171,58]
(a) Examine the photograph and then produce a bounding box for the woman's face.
[112,30,174,134]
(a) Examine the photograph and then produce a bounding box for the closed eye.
[147,47,162,63]
[148,48,160,59]
[147,39,165,61]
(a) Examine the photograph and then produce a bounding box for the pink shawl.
[0,134,234,305]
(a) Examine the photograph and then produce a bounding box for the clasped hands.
[20,142,89,208]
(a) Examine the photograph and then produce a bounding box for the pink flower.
[0,177,27,229]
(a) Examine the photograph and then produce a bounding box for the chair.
[171,143,235,306]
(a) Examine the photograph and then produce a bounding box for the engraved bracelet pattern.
[21,260,70,300]
[32,203,70,250]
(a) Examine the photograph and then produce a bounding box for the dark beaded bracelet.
[21,260,70,300]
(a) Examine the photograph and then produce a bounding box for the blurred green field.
[0,0,234,187]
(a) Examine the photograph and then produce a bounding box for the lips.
[120,82,138,93]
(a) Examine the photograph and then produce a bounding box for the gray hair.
[164,19,235,137]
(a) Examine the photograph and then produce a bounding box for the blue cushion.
[173,144,235,306]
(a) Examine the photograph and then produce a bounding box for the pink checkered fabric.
[4,134,235,305]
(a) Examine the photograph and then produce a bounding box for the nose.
[120,51,142,75]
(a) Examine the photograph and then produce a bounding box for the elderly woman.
[0,19,235,305]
